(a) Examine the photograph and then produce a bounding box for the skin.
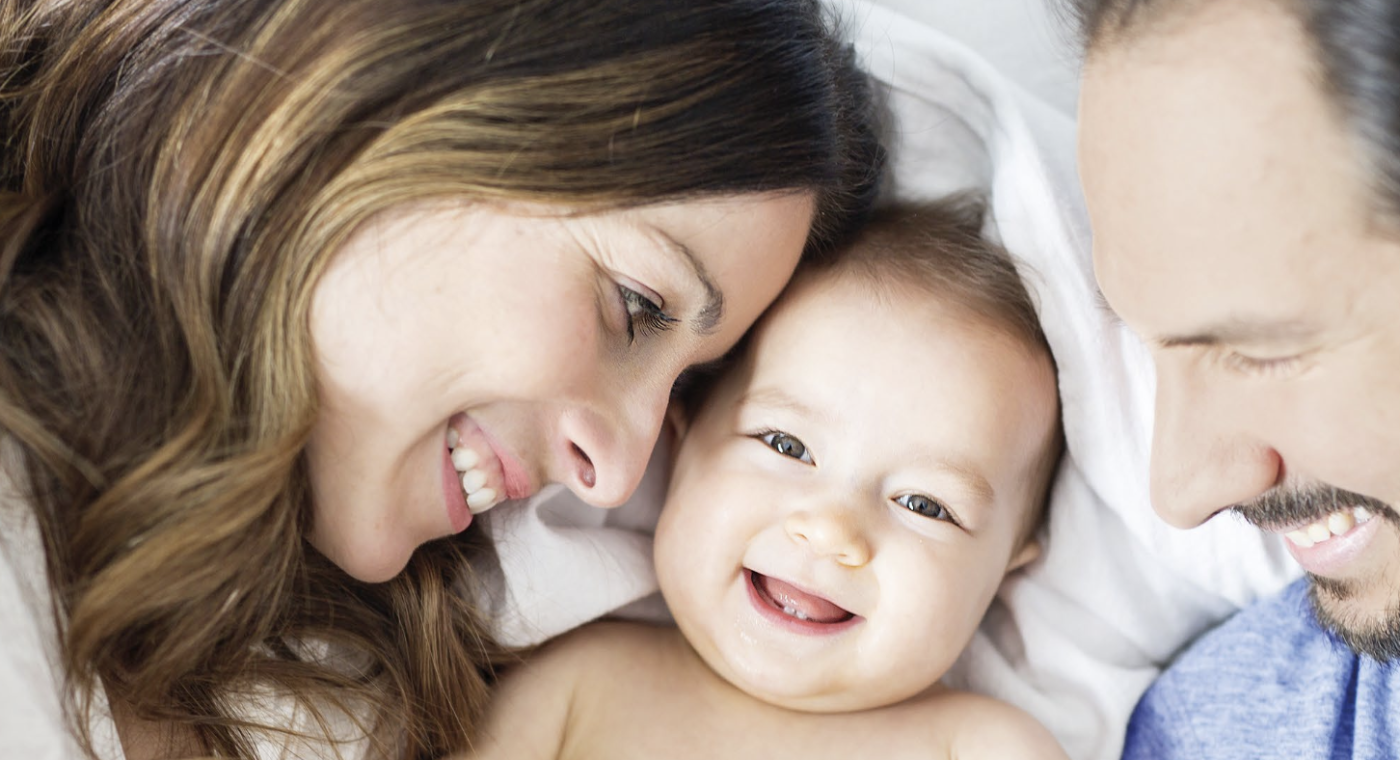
[468,622,1066,760]
[656,270,1054,713]
[463,265,1065,760]
[304,193,812,582]
[1080,0,1400,638]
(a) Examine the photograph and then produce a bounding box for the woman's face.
[305,193,812,581]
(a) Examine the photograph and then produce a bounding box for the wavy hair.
[0,0,884,757]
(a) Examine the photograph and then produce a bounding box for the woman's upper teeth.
[451,446,479,471]
[448,429,500,514]
[1285,506,1374,548]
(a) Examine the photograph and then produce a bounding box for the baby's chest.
[560,683,954,760]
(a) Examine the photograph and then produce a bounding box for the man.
[1074,0,1400,756]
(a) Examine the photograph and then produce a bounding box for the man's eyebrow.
[1157,318,1318,349]
[1092,285,1316,349]
[655,228,724,335]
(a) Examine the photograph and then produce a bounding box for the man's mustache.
[1232,481,1393,531]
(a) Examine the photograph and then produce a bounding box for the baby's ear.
[662,402,691,469]
[1005,539,1041,574]
[665,401,691,441]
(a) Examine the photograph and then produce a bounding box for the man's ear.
[1005,538,1041,573]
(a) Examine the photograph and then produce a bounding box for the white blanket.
[474,3,1302,758]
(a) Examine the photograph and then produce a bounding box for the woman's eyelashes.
[757,430,814,464]
[895,493,959,525]
[618,284,679,343]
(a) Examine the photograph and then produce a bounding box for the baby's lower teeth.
[783,605,810,621]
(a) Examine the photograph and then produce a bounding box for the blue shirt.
[1122,578,1400,760]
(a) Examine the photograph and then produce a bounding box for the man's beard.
[1308,574,1400,661]
[1234,481,1400,662]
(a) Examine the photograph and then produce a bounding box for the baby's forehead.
[748,266,1055,426]
[732,261,1060,481]
[768,263,1029,353]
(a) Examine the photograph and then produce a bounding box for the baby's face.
[655,270,1058,712]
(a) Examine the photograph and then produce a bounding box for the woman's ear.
[1006,539,1041,573]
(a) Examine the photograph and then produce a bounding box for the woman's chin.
[309,529,414,584]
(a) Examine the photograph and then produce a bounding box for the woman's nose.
[558,372,673,508]
[1149,360,1281,528]
[784,505,871,568]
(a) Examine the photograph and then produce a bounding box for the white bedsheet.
[473,3,1302,758]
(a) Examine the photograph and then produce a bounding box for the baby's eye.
[896,493,956,524]
[759,431,813,464]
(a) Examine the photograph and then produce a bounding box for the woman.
[0,1,883,758]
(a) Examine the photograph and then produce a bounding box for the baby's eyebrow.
[912,455,996,508]
[734,386,829,424]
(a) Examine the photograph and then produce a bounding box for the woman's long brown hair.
[0,0,883,757]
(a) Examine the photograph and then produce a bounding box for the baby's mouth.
[747,570,854,624]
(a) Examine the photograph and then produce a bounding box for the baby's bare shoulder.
[543,619,681,674]
[469,622,685,760]
[925,690,1067,760]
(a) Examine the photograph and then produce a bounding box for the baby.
[469,200,1067,760]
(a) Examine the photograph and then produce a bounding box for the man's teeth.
[1285,506,1374,549]
[447,430,500,514]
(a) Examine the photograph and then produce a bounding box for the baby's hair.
[813,198,1064,548]
[820,198,1044,356]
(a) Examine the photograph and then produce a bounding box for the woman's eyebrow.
[653,227,724,334]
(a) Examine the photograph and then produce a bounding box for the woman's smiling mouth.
[442,414,536,532]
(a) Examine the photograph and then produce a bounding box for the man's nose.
[783,502,871,568]
[1149,359,1282,528]
[558,369,674,509]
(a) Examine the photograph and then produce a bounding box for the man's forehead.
[1082,0,1381,335]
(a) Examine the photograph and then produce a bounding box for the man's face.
[1080,0,1400,657]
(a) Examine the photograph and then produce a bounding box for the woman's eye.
[896,493,956,524]
[618,284,678,343]
[759,431,813,464]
